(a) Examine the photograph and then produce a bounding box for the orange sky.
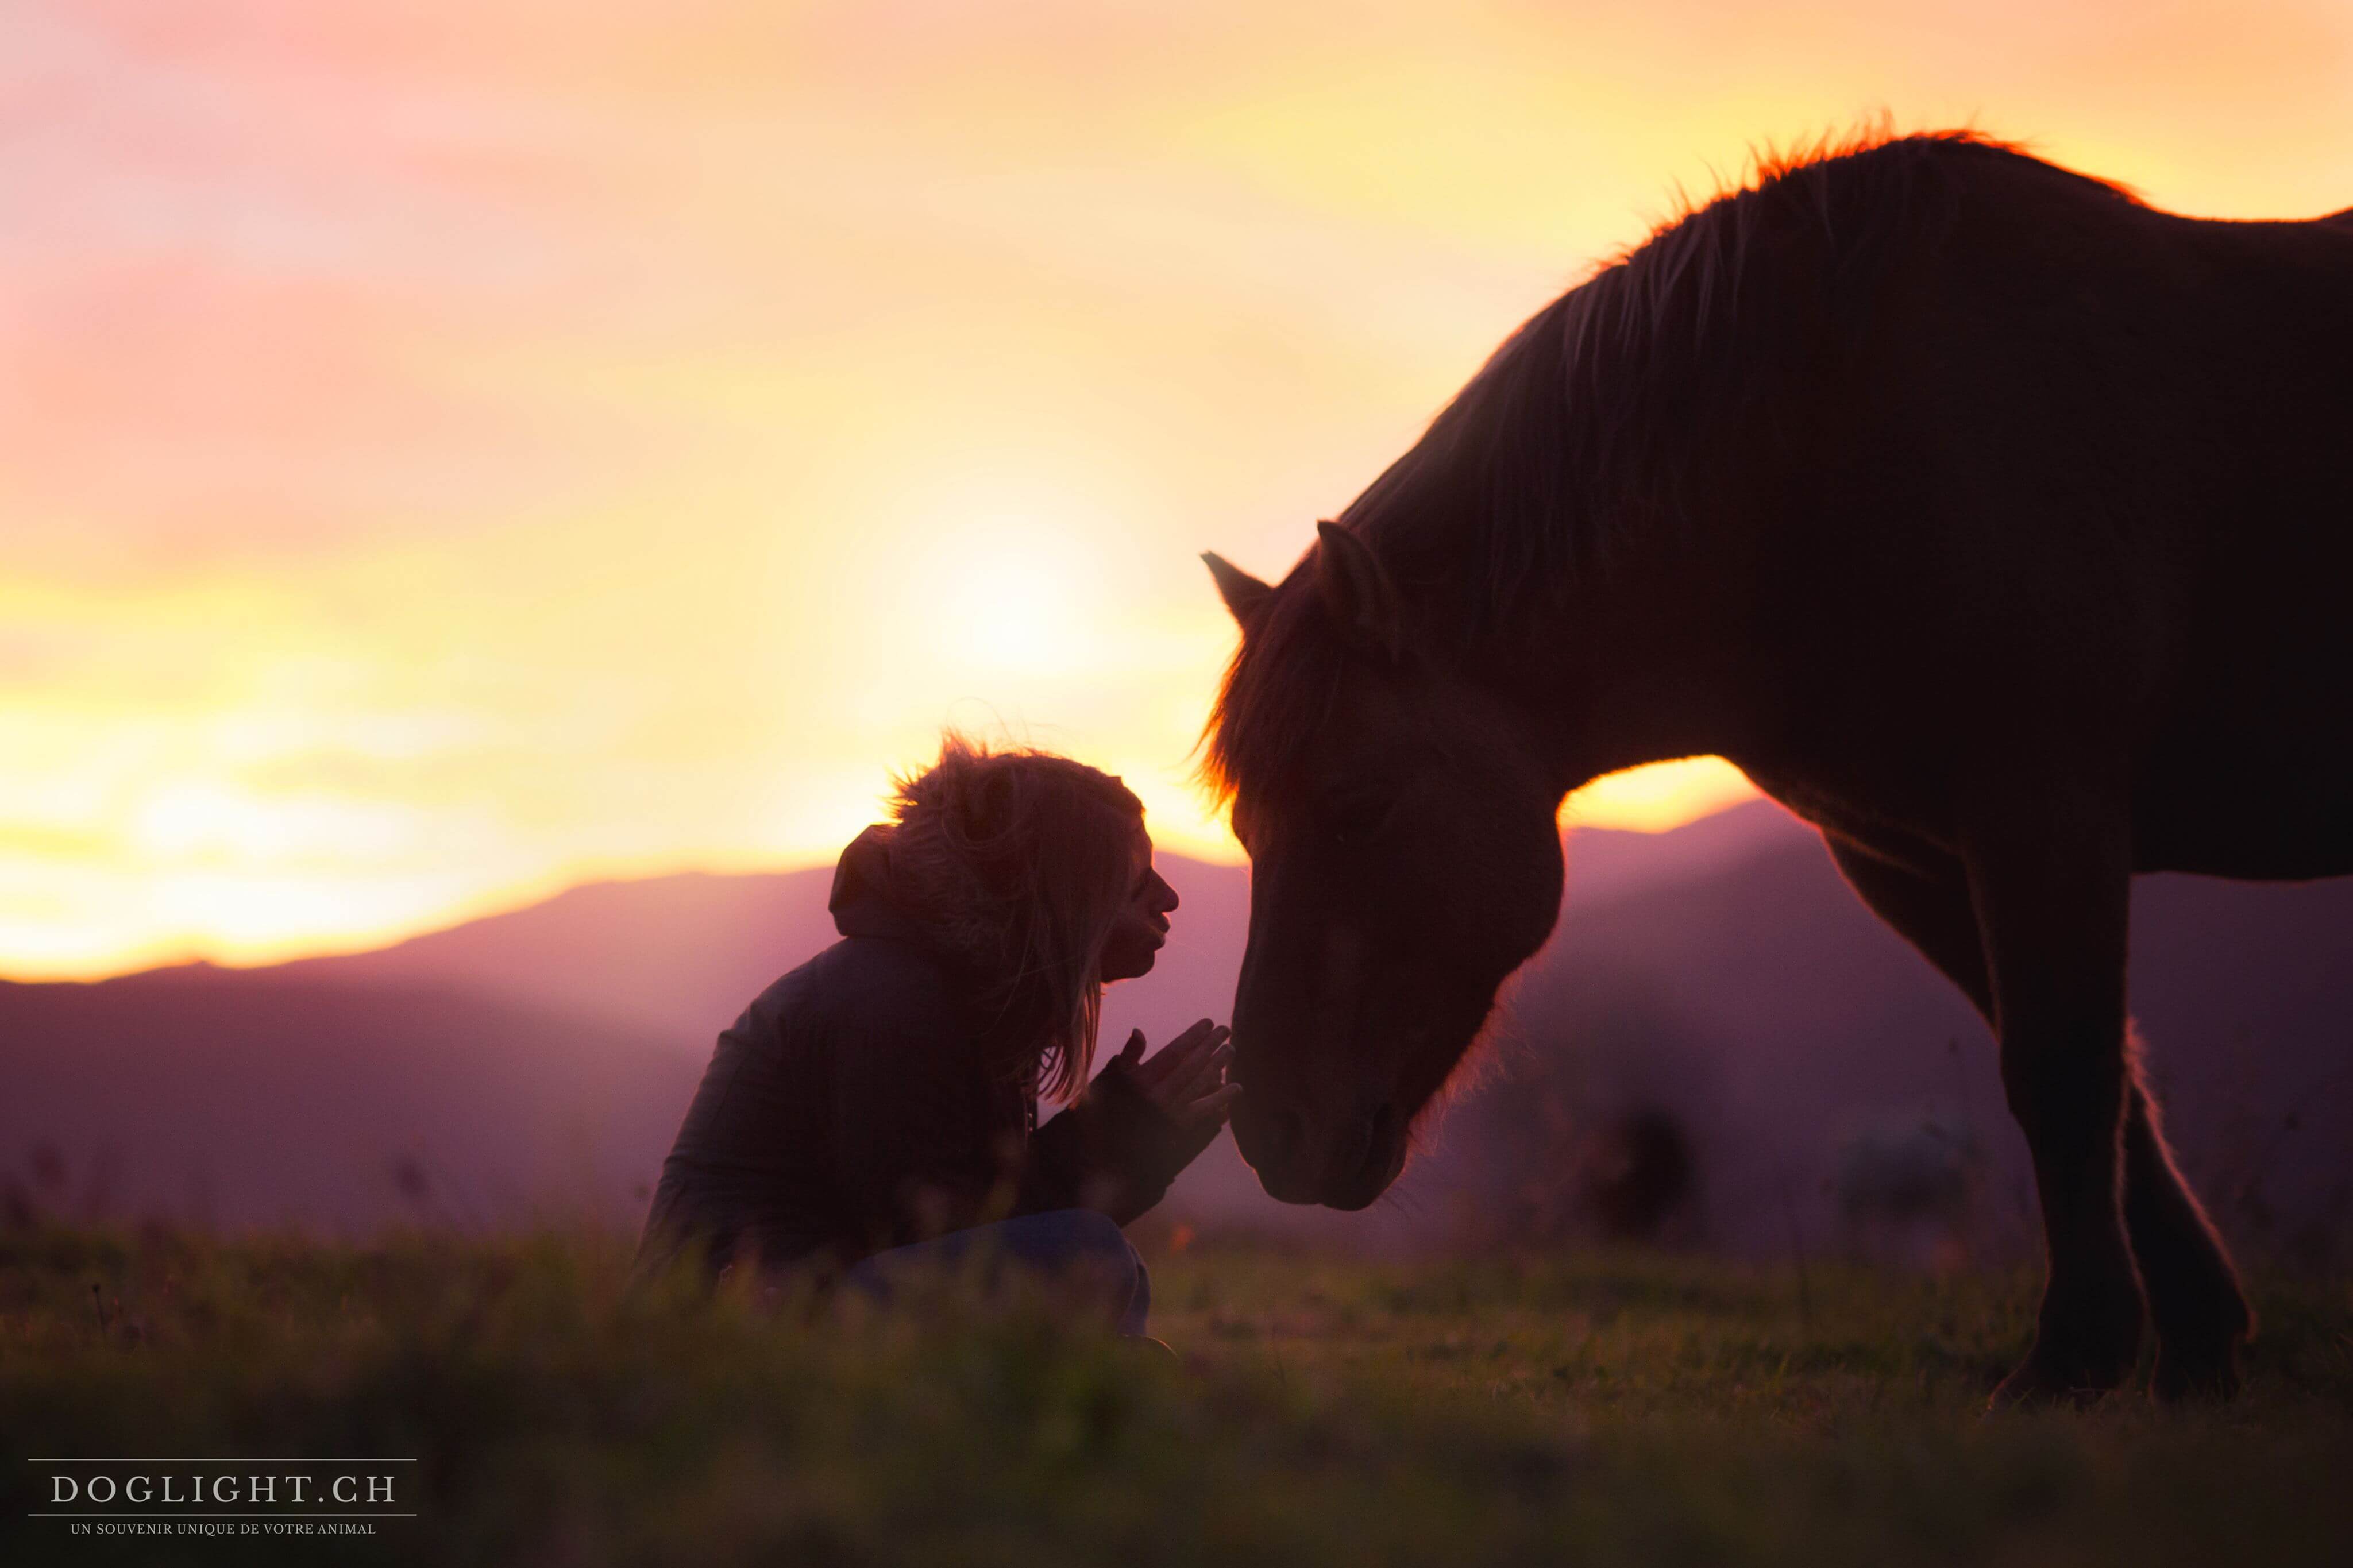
[6,1,2351,978]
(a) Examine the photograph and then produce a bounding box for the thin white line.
[29,1513,416,1519]
[26,1459,419,1463]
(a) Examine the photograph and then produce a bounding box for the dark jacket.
[633,825,1205,1281]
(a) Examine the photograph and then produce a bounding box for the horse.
[1196,130,2353,1406]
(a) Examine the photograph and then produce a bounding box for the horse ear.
[1201,551,1272,628]
[1314,520,1402,658]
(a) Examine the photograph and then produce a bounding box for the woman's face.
[1099,823,1178,982]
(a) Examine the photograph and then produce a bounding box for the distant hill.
[3,799,2345,1265]
[275,866,850,1045]
[0,806,1788,1238]
[0,968,693,1234]
[256,800,1799,1046]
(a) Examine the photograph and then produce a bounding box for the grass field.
[3,1221,2349,1566]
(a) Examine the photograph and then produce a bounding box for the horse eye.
[1326,794,1392,845]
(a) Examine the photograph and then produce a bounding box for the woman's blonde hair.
[885,735,1146,1103]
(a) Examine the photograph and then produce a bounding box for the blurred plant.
[1833,1114,1985,1271]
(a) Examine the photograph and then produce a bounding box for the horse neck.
[1432,548,1752,801]
[1364,370,1760,799]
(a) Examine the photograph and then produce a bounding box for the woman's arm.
[830,1008,1236,1248]
[1029,1022,1238,1225]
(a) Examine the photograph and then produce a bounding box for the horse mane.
[1200,127,2142,804]
[1363,129,2143,619]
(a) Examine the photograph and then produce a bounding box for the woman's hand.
[1114,1019,1240,1134]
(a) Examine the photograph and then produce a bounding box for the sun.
[940,546,1082,672]
[909,503,1106,676]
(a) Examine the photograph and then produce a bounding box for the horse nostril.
[1333,1112,1374,1177]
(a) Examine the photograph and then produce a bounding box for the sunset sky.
[6,1,2351,978]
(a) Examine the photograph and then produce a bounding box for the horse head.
[1201,524,1565,1208]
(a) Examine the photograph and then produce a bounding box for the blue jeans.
[841,1209,1151,1337]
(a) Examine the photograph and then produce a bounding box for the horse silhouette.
[1198,130,2353,1405]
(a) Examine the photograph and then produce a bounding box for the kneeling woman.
[633,738,1237,1335]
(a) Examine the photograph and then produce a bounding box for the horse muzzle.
[1232,1093,1409,1211]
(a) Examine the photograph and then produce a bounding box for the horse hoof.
[2151,1345,2243,1404]
[1986,1349,2132,1411]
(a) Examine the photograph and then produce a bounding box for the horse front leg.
[1965,791,2144,1406]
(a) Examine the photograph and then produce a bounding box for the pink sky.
[5,1,2350,976]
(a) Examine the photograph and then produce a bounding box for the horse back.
[1752,161,2353,878]
[2124,207,2353,874]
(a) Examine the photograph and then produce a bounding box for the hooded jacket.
[633,824,1205,1281]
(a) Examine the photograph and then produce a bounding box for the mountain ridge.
[5,798,2344,1262]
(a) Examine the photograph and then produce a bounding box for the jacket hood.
[827,824,931,947]
[827,821,1008,984]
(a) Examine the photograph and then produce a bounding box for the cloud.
[6,0,2347,974]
